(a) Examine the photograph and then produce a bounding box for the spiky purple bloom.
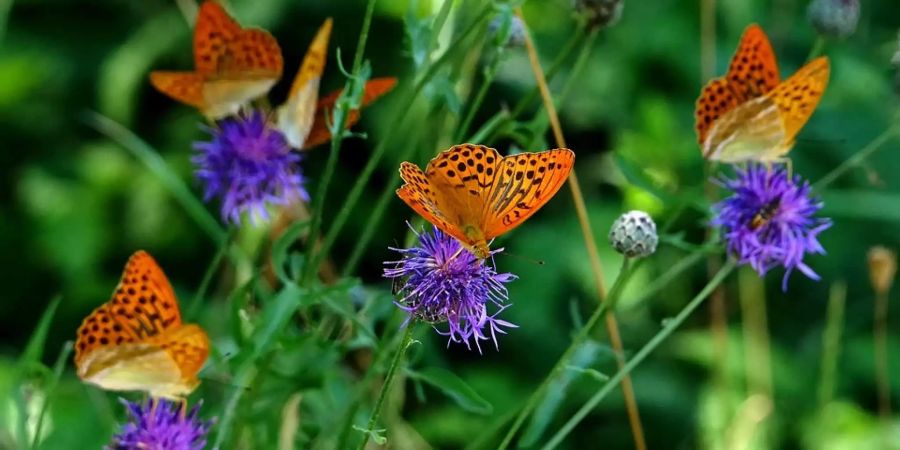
[193,110,308,225]
[107,399,212,450]
[384,225,518,352]
[712,165,832,290]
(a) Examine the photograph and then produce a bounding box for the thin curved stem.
[497,257,636,450]
[812,125,899,190]
[513,7,647,450]
[303,0,379,284]
[355,323,416,450]
[540,261,737,449]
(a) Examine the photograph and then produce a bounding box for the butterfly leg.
[178,397,188,418]
[149,396,159,418]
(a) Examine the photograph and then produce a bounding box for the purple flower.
[107,399,212,450]
[384,225,518,352]
[712,164,832,290]
[193,110,308,225]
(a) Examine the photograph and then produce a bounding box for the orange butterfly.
[276,18,396,150]
[74,251,210,400]
[695,24,830,162]
[150,1,284,119]
[397,144,575,258]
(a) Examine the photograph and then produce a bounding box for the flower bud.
[807,0,860,39]
[488,12,526,48]
[573,0,623,29]
[609,211,658,258]
[868,246,897,297]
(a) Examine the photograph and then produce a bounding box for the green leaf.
[20,296,61,367]
[409,367,493,415]
[822,190,900,223]
[270,220,310,284]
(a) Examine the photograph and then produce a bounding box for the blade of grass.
[30,341,74,449]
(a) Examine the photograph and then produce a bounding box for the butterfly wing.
[702,95,788,162]
[767,56,830,148]
[302,77,398,150]
[277,19,332,149]
[397,161,471,247]
[482,149,574,239]
[74,251,209,398]
[193,1,242,75]
[148,72,206,109]
[696,24,780,148]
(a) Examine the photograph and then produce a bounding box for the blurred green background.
[2,0,899,448]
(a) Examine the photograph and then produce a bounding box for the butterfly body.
[74,251,209,400]
[397,144,575,258]
[695,24,829,162]
[150,1,283,119]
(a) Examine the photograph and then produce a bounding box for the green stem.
[497,257,636,450]
[313,7,491,275]
[539,260,736,449]
[456,56,502,143]
[303,0,379,284]
[187,230,232,319]
[355,323,416,450]
[807,36,827,61]
[817,280,846,407]
[30,342,73,449]
[813,125,899,190]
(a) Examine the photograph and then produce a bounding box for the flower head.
[107,399,212,450]
[193,110,308,225]
[713,165,832,290]
[807,0,860,39]
[384,225,518,352]
[609,210,658,258]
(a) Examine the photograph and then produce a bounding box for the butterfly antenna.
[499,251,545,266]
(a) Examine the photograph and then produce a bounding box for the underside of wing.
[149,71,206,109]
[696,78,743,146]
[482,149,574,239]
[202,77,279,119]
[704,95,789,162]
[77,343,188,398]
[277,19,332,149]
[768,56,830,145]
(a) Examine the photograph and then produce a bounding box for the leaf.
[822,190,900,223]
[270,220,310,284]
[20,296,61,368]
[408,367,492,415]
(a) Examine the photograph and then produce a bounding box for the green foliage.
[2,0,899,449]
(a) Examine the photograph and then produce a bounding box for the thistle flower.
[868,246,897,296]
[107,399,212,450]
[573,0,623,29]
[193,110,308,225]
[807,0,860,39]
[712,165,832,290]
[384,225,517,352]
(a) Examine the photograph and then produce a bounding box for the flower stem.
[818,280,847,407]
[303,0,379,284]
[355,322,416,450]
[497,257,636,450]
[540,260,737,449]
[513,8,647,450]
[813,125,899,189]
[807,36,827,61]
[875,289,892,419]
[455,53,502,143]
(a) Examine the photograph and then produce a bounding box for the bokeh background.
[2,0,899,448]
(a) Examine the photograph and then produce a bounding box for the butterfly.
[150,1,284,119]
[397,144,575,259]
[276,18,396,150]
[74,251,210,400]
[695,24,830,163]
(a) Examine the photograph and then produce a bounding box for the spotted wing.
[193,1,242,75]
[148,72,206,109]
[303,77,398,149]
[696,23,780,147]
[768,56,830,145]
[74,251,208,397]
[726,24,780,100]
[482,149,574,239]
[702,95,787,162]
[277,18,332,149]
[397,161,471,247]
